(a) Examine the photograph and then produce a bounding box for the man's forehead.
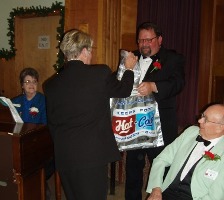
[205,105,224,116]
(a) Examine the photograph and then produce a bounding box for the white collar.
[139,55,152,62]
[209,135,223,146]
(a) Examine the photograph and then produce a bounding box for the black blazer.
[134,47,185,145]
[44,60,134,170]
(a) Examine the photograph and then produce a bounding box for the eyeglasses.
[137,36,158,44]
[23,80,38,85]
[200,113,224,125]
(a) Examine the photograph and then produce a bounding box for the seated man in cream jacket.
[146,104,224,200]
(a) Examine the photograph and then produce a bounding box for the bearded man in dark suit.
[125,22,185,200]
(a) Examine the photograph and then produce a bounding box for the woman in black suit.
[44,29,137,200]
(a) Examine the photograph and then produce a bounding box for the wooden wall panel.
[64,0,98,64]
[0,60,6,96]
[215,3,224,41]
[212,76,224,103]
[64,0,76,31]
[121,0,137,34]
[198,0,224,111]
[65,0,137,71]
[121,1,138,52]
[0,59,16,98]
[211,1,224,105]
[198,0,214,111]
[104,0,121,71]
[213,42,224,75]
[121,33,137,51]
[213,4,224,76]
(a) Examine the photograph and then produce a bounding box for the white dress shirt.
[180,136,222,180]
[139,55,152,83]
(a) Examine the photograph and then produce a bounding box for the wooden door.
[14,15,60,96]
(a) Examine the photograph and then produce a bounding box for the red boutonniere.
[150,59,162,73]
[29,107,39,117]
[203,151,221,161]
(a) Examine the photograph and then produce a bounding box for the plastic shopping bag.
[110,50,164,151]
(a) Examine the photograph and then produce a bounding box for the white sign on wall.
[38,35,50,49]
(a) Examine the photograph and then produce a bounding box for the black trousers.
[59,164,108,200]
[163,188,193,200]
[45,157,55,180]
[125,147,165,200]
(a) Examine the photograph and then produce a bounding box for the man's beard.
[140,46,151,57]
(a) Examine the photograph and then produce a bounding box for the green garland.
[0,1,65,72]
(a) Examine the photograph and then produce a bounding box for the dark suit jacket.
[44,60,134,170]
[134,47,185,145]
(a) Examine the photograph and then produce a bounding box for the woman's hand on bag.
[147,188,162,200]
[137,82,158,96]
[124,52,138,70]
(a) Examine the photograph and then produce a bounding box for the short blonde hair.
[60,29,93,60]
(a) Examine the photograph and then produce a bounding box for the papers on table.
[0,97,24,123]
